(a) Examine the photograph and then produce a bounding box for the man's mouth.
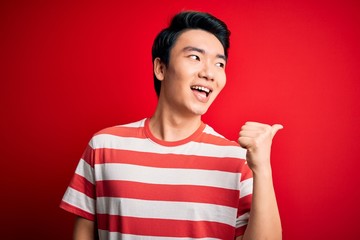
[190,85,212,97]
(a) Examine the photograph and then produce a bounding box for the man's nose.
[199,61,214,81]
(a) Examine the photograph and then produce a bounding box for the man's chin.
[193,106,210,116]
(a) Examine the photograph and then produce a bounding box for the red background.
[1,0,360,239]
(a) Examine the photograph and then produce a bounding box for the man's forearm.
[73,217,96,240]
[242,168,282,240]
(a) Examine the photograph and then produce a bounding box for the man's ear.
[154,58,166,81]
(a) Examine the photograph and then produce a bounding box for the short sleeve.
[235,162,253,236]
[60,143,96,221]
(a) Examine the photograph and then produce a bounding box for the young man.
[61,11,282,240]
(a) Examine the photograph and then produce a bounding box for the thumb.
[271,124,283,138]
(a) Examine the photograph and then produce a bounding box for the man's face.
[157,29,227,117]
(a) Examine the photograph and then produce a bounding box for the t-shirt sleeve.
[60,142,96,221]
[235,162,253,236]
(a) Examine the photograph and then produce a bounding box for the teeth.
[191,86,211,93]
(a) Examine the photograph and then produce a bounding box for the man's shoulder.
[94,118,146,136]
[200,124,247,160]
[202,124,239,147]
[86,118,147,149]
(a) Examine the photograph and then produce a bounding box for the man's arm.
[73,217,96,240]
[238,122,283,240]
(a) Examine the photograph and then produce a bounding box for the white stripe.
[239,178,253,198]
[236,212,250,228]
[98,231,219,240]
[97,197,237,227]
[95,163,241,190]
[203,125,225,138]
[62,187,95,214]
[75,159,95,184]
[90,134,246,159]
[117,119,146,128]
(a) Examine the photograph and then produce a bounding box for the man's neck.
[149,111,202,142]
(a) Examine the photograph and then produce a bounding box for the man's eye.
[216,62,225,68]
[189,55,200,60]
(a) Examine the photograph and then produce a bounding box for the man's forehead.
[182,46,226,61]
[174,29,225,56]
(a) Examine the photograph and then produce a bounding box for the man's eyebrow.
[183,46,227,61]
[183,46,205,54]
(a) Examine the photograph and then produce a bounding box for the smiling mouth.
[190,85,212,97]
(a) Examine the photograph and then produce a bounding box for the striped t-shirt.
[60,118,253,240]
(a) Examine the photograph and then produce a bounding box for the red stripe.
[199,131,241,146]
[235,225,247,237]
[237,194,252,217]
[60,201,95,221]
[241,164,253,181]
[95,126,146,138]
[69,174,95,198]
[91,148,248,173]
[97,215,235,239]
[81,145,95,166]
[97,180,239,208]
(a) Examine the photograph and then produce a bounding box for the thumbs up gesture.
[238,122,283,172]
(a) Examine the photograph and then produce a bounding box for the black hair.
[151,11,231,97]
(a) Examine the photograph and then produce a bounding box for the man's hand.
[238,122,283,172]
